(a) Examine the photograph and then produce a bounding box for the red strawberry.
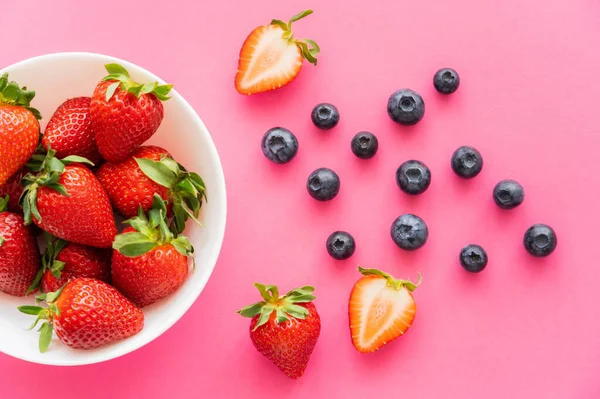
[26,235,111,294]
[112,195,193,307]
[0,168,28,213]
[0,74,41,186]
[97,145,207,233]
[0,196,40,296]
[42,97,102,164]
[20,150,116,248]
[91,64,172,163]
[235,10,319,95]
[349,267,421,353]
[18,277,143,352]
[238,284,321,379]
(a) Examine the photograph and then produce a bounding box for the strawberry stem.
[238,284,316,331]
[358,266,422,292]
[101,63,173,101]
[270,10,320,66]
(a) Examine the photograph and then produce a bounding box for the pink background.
[2,0,600,397]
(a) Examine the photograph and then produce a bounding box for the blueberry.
[326,231,356,260]
[459,244,488,273]
[396,160,431,195]
[387,89,425,126]
[451,146,483,179]
[390,214,428,250]
[523,224,557,257]
[307,168,340,201]
[433,68,460,94]
[261,127,298,164]
[493,180,524,209]
[351,131,379,159]
[311,103,340,130]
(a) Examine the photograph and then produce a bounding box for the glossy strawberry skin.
[53,278,144,349]
[249,302,321,379]
[112,228,189,307]
[0,211,40,296]
[0,105,39,186]
[42,97,102,164]
[42,243,111,293]
[91,81,164,163]
[96,146,171,219]
[34,164,116,248]
[0,168,28,213]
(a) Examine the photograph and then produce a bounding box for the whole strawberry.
[91,64,172,163]
[42,97,102,164]
[0,196,40,296]
[112,195,193,307]
[238,284,321,379]
[97,145,207,233]
[20,150,116,248]
[0,167,28,213]
[18,277,144,352]
[27,235,111,294]
[0,73,41,186]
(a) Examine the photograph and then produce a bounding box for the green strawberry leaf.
[281,303,309,319]
[141,82,158,95]
[0,235,4,246]
[153,84,173,101]
[104,63,130,78]
[113,232,158,257]
[38,322,53,353]
[237,301,266,318]
[50,261,65,279]
[253,304,274,330]
[271,19,288,30]
[159,157,180,175]
[135,158,176,188]
[17,305,44,315]
[171,236,193,256]
[288,9,313,25]
[275,307,289,324]
[46,183,69,196]
[105,82,120,101]
[26,269,44,295]
[60,155,94,166]
[3,82,19,102]
[0,195,9,213]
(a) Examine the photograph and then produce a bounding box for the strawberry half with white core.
[349,267,422,353]
[235,10,320,95]
[238,284,321,379]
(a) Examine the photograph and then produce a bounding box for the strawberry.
[91,64,172,163]
[96,145,207,233]
[238,284,321,379]
[27,235,111,294]
[0,73,41,186]
[18,277,143,352]
[42,97,103,164]
[20,150,116,248]
[235,10,320,95]
[0,196,40,296]
[112,195,193,307]
[349,267,421,353]
[0,167,28,213]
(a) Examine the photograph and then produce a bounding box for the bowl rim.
[0,51,227,366]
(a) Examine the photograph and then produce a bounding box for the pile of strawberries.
[0,64,206,352]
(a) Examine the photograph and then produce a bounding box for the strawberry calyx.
[26,234,68,295]
[238,283,316,331]
[358,266,422,292]
[0,73,41,119]
[134,156,207,234]
[0,195,8,246]
[113,194,194,258]
[19,148,94,225]
[17,285,66,353]
[101,63,173,102]
[270,10,320,65]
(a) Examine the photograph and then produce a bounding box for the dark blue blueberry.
[311,103,340,130]
[523,224,557,257]
[307,168,340,201]
[459,244,488,273]
[351,131,379,159]
[390,214,428,251]
[387,89,425,126]
[396,160,431,195]
[451,146,483,179]
[326,231,356,260]
[261,127,298,164]
[493,180,524,209]
[433,68,460,94]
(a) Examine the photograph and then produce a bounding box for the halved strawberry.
[235,10,320,95]
[349,267,421,353]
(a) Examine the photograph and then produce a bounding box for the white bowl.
[0,52,227,365]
